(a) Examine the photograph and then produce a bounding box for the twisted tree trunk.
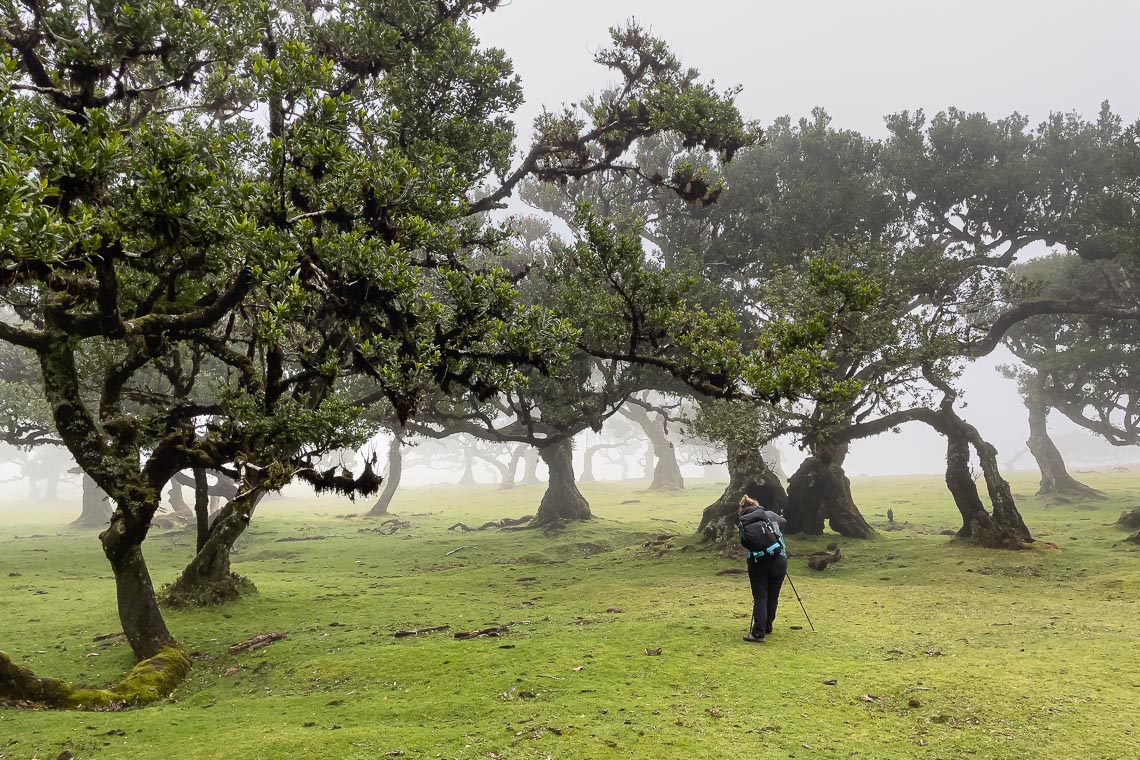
[165,474,195,522]
[622,404,684,491]
[500,445,524,490]
[369,433,403,516]
[99,507,179,659]
[16,340,193,708]
[162,490,261,607]
[698,441,786,544]
[641,445,656,481]
[532,439,591,528]
[943,426,1015,546]
[459,447,476,485]
[786,442,875,538]
[1025,391,1104,499]
[71,473,112,529]
[975,433,1031,543]
[522,447,541,485]
[912,390,1033,547]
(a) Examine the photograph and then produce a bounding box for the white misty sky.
[471,0,1140,475]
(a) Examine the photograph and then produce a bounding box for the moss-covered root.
[160,572,256,609]
[0,646,192,709]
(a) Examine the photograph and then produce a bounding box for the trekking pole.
[784,572,815,632]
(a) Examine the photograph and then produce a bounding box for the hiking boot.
[742,633,766,643]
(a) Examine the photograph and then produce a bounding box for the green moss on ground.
[1,473,1138,758]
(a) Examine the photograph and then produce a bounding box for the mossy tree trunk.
[1025,391,1104,499]
[698,440,786,544]
[71,473,112,529]
[101,509,179,659]
[0,646,192,708]
[369,432,403,516]
[909,389,1033,548]
[532,439,591,528]
[975,433,1031,543]
[786,442,875,538]
[164,489,261,606]
[38,341,181,661]
[943,427,1016,546]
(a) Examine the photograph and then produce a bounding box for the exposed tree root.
[1116,507,1140,531]
[447,515,533,532]
[0,646,191,709]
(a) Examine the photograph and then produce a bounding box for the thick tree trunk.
[71,473,112,529]
[36,339,189,702]
[943,428,1006,543]
[762,443,787,481]
[532,439,591,528]
[975,436,1032,543]
[623,404,685,491]
[100,510,178,660]
[648,442,684,491]
[580,445,597,483]
[522,447,541,485]
[1025,394,1104,499]
[500,446,524,490]
[579,443,620,483]
[40,468,61,501]
[459,448,476,485]
[641,446,656,481]
[698,441,787,544]
[368,434,402,516]
[922,399,1032,548]
[163,492,260,607]
[785,443,875,538]
[166,476,194,521]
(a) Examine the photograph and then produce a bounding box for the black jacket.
[739,506,786,536]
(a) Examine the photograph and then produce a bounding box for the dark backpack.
[738,511,785,560]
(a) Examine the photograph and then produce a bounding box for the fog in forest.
[3,0,1140,518]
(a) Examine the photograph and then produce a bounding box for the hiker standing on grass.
[738,495,788,643]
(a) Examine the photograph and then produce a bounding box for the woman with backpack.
[738,495,788,643]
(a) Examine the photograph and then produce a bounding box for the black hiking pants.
[747,554,788,636]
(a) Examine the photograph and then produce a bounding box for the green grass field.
[1,472,1138,759]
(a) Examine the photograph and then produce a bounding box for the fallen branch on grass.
[807,545,841,571]
[393,626,450,638]
[228,632,287,654]
[454,625,509,640]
